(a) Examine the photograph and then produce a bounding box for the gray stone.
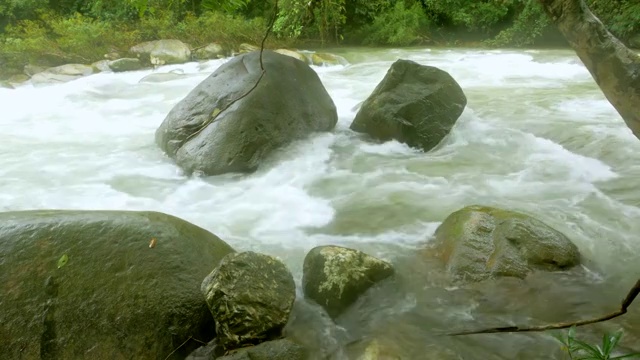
[217,339,306,360]
[202,251,296,351]
[194,43,226,60]
[302,245,394,318]
[108,58,143,72]
[429,205,581,282]
[91,60,112,72]
[139,72,186,83]
[0,210,235,359]
[30,64,95,84]
[155,50,338,176]
[350,59,467,152]
[130,39,191,66]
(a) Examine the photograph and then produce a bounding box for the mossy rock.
[108,58,143,72]
[302,245,394,318]
[431,205,581,282]
[201,251,296,351]
[217,338,307,360]
[0,210,235,359]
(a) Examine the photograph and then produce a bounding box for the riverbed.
[1,47,639,358]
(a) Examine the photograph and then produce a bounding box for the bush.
[362,1,430,46]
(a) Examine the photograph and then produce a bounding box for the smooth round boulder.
[130,39,191,66]
[108,58,143,72]
[302,245,394,318]
[194,43,225,60]
[0,210,235,360]
[201,251,296,351]
[350,59,467,152]
[429,205,581,282]
[155,50,338,176]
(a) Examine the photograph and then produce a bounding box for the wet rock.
[239,43,260,53]
[310,52,348,66]
[23,64,46,76]
[0,210,235,359]
[30,64,95,84]
[302,245,394,318]
[350,59,466,152]
[345,338,460,360]
[155,50,337,176]
[130,39,191,66]
[108,58,143,72]
[7,74,29,85]
[217,338,306,360]
[202,251,296,351]
[194,43,226,60]
[139,72,187,83]
[275,49,308,63]
[91,60,112,72]
[0,81,13,89]
[104,51,121,60]
[429,205,581,282]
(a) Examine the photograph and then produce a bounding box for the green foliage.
[488,0,550,47]
[423,0,511,32]
[553,326,640,360]
[201,0,250,14]
[588,0,640,41]
[362,1,430,46]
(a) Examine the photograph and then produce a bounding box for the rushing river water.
[1,47,639,358]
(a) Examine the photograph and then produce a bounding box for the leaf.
[149,238,157,248]
[57,254,69,269]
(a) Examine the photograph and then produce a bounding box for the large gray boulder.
[0,210,235,359]
[350,59,466,151]
[201,251,296,351]
[130,39,191,66]
[302,245,394,318]
[429,205,581,282]
[156,50,338,176]
[30,64,95,84]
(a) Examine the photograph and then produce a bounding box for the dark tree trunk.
[536,0,640,140]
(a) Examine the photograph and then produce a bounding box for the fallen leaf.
[149,238,157,248]
[57,254,69,269]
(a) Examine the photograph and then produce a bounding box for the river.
[1,47,639,358]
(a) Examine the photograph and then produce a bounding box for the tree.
[535,0,640,140]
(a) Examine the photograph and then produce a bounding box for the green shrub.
[362,1,430,46]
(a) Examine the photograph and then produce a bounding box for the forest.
[0,0,638,77]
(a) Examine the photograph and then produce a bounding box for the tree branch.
[447,279,640,336]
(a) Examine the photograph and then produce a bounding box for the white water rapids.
[1,48,639,358]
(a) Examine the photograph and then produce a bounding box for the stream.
[1,47,639,359]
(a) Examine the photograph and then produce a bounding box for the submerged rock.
[155,50,337,176]
[350,59,466,152]
[139,72,187,83]
[430,205,581,282]
[201,251,296,351]
[217,338,306,360]
[108,58,143,72]
[0,210,235,359]
[130,39,191,66]
[302,245,394,318]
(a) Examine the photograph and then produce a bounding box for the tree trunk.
[536,0,640,140]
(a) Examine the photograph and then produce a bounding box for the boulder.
[350,59,466,152]
[91,60,112,72]
[139,72,187,83]
[155,50,338,176]
[130,39,191,66]
[310,52,348,66]
[239,43,260,53]
[430,205,581,282]
[201,251,296,351]
[275,49,308,63]
[23,64,46,76]
[0,210,235,359]
[194,43,226,60]
[30,64,95,84]
[108,58,143,72]
[217,339,306,360]
[302,245,394,318]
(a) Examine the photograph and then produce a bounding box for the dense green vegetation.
[0,0,638,78]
